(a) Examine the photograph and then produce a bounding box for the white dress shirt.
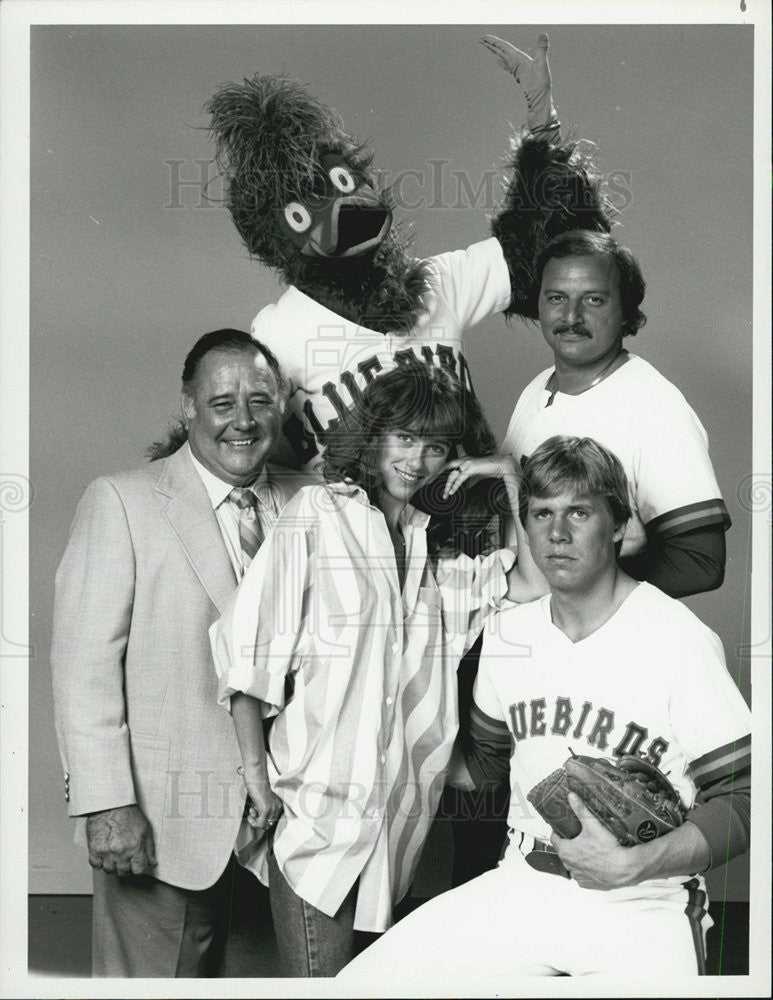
[188,444,283,578]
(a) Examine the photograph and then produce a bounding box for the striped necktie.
[229,487,264,574]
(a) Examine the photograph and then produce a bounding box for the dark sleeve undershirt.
[686,735,751,868]
[463,702,512,793]
[618,523,726,599]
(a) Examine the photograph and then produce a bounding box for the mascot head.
[206,76,393,270]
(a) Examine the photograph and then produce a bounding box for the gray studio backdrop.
[30,24,753,898]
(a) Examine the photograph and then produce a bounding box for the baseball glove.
[527,751,686,846]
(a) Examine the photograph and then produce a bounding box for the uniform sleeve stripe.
[690,752,751,789]
[690,743,751,779]
[468,722,512,750]
[656,512,730,539]
[691,757,751,794]
[647,499,731,537]
[688,737,751,786]
[469,702,511,741]
[689,734,750,772]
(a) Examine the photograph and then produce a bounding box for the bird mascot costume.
[206,35,613,477]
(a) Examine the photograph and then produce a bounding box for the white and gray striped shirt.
[211,481,513,932]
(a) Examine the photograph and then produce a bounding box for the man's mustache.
[553,323,591,336]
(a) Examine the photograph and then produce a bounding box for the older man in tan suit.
[52,329,308,977]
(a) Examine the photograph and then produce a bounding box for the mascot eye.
[284,202,312,233]
[328,166,357,193]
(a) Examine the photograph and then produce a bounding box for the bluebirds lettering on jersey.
[284,345,474,463]
[508,697,669,765]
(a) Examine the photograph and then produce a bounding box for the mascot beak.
[302,187,393,258]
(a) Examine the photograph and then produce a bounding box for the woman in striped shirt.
[211,364,547,976]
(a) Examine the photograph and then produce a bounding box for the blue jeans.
[267,844,359,977]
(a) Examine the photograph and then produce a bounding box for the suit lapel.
[156,447,237,614]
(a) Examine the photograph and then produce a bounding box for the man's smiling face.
[183,347,284,485]
[538,254,625,371]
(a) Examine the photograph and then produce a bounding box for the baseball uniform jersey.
[253,238,511,473]
[503,355,730,557]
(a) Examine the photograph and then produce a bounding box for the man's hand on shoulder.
[86,804,157,877]
[551,793,643,890]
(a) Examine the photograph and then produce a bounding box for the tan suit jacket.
[52,445,309,890]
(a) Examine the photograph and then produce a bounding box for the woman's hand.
[230,694,282,832]
[442,454,518,498]
[242,768,283,832]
